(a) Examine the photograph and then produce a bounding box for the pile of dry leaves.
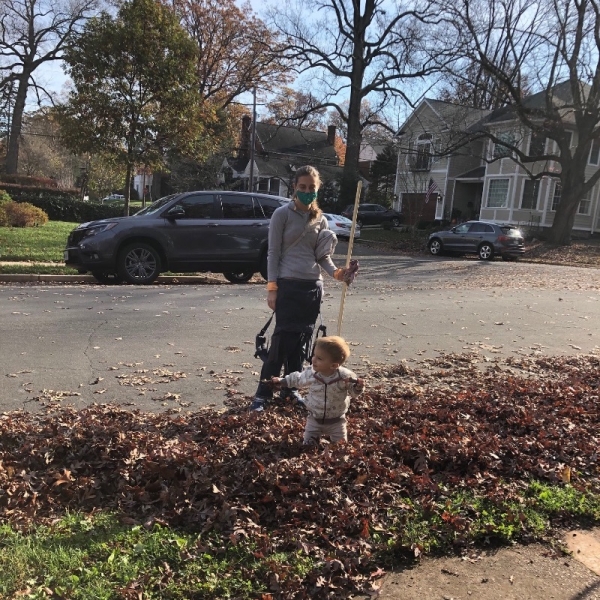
[1,353,599,597]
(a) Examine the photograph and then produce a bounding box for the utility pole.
[249,87,257,192]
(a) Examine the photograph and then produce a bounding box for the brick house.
[223,116,343,198]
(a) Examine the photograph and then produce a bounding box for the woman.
[250,165,357,412]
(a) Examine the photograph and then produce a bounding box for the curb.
[0,274,233,284]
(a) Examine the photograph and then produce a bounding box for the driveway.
[1,249,599,413]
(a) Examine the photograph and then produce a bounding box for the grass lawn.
[0,221,77,263]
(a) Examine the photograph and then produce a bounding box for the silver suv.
[65,191,289,284]
[427,221,525,261]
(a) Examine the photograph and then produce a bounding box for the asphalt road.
[1,244,599,413]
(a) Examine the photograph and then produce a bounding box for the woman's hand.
[267,290,277,310]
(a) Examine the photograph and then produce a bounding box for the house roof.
[483,80,591,125]
[397,99,491,136]
[255,122,339,165]
[454,166,486,180]
[229,121,343,182]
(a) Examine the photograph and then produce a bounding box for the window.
[220,194,256,219]
[469,223,494,233]
[551,180,561,211]
[578,191,592,215]
[529,132,546,157]
[179,194,215,219]
[589,140,600,166]
[521,179,540,210]
[486,179,509,208]
[493,131,517,159]
[454,223,471,234]
[255,195,284,217]
[413,133,433,171]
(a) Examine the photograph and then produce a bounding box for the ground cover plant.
[0,352,598,598]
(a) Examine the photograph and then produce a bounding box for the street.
[1,246,599,413]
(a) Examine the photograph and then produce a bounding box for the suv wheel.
[117,242,161,284]
[91,271,122,284]
[391,217,400,227]
[223,270,254,283]
[478,243,494,260]
[428,238,443,256]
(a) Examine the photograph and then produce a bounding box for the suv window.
[179,194,215,219]
[454,223,471,234]
[373,205,386,212]
[220,194,256,219]
[255,195,284,217]
[501,226,522,237]
[469,223,494,233]
[361,206,375,212]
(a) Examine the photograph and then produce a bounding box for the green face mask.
[295,191,318,205]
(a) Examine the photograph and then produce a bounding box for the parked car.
[341,203,403,227]
[64,191,289,284]
[323,213,361,240]
[101,194,125,204]
[427,221,525,260]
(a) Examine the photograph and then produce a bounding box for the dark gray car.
[427,221,525,261]
[64,191,289,284]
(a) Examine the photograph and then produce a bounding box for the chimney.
[327,125,336,146]
[240,115,252,159]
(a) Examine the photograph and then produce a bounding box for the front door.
[160,193,219,268]
[435,195,444,220]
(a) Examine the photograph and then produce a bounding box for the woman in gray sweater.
[250,165,357,411]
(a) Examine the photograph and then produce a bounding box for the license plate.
[63,250,69,261]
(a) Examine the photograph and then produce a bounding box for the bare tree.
[267,0,447,200]
[437,0,600,245]
[0,0,98,174]
[174,0,289,109]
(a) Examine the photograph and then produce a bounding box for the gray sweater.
[267,202,338,282]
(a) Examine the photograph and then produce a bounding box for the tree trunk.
[124,162,133,217]
[340,7,366,205]
[5,72,30,175]
[548,164,586,245]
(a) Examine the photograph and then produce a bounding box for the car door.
[371,204,388,224]
[159,193,219,268]
[464,222,494,252]
[213,193,267,265]
[441,222,471,251]
[358,205,375,225]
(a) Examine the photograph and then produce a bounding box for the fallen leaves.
[0,352,598,597]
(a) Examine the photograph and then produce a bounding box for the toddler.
[272,336,364,444]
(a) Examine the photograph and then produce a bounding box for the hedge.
[0,183,126,222]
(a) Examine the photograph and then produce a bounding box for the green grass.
[0,513,302,599]
[359,227,427,244]
[0,221,77,262]
[0,482,597,598]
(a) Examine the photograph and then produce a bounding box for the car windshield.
[134,195,178,216]
[501,226,522,237]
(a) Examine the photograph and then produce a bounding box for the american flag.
[425,178,438,203]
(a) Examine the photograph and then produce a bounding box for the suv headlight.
[81,222,118,239]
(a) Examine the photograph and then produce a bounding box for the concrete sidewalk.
[372,529,600,600]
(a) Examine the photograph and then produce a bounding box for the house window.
[521,179,540,210]
[258,178,269,193]
[493,131,517,159]
[578,190,592,215]
[588,140,600,166]
[551,180,561,211]
[413,133,433,171]
[487,179,509,208]
[529,132,546,157]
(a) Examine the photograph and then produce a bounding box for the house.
[222,116,344,197]
[394,88,600,235]
[477,82,600,234]
[394,99,490,226]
